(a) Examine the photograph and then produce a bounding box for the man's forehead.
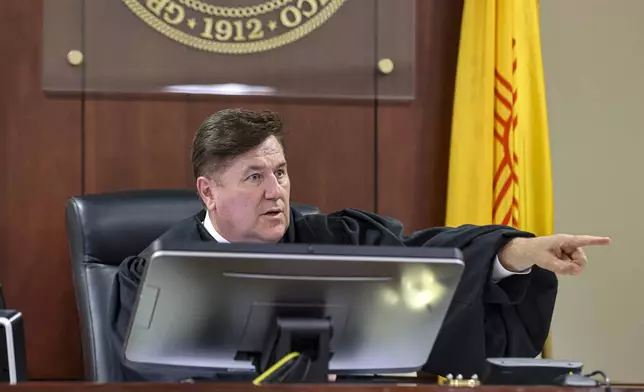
[252,143,283,157]
[240,154,286,170]
[239,138,286,169]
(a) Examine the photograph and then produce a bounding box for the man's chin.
[256,224,287,243]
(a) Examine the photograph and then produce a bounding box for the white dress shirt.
[203,211,230,244]
[202,212,529,283]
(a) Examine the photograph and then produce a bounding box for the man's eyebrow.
[244,165,265,172]
[244,162,286,172]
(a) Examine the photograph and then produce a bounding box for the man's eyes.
[246,170,286,182]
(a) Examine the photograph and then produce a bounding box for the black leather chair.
[65,189,319,382]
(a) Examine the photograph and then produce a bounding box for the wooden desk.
[0,383,639,392]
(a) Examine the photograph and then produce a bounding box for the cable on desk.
[276,355,305,382]
[584,370,611,392]
[252,352,300,386]
[299,355,312,382]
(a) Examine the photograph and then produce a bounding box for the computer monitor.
[123,241,465,382]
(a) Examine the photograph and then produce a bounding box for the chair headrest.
[66,189,203,266]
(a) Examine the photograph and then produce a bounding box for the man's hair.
[191,108,285,179]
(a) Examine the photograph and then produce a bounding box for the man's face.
[197,136,291,243]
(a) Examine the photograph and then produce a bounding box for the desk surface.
[0,383,640,392]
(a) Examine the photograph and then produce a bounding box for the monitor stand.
[258,317,333,383]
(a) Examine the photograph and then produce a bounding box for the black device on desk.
[122,241,465,383]
[482,358,584,385]
[0,284,28,384]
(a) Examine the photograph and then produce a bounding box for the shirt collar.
[203,211,230,243]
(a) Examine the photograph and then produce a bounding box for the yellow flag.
[445,0,554,358]
[446,0,553,238]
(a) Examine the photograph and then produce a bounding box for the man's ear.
[196,176,216,211]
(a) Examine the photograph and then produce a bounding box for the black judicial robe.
[108,207,557,381]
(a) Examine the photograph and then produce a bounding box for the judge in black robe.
[109,206,557,382]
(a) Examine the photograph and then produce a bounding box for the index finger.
[564,235,611,249]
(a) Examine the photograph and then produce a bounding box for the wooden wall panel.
[275,104,374,213]
[0,0,84,380]
[79,1,378,212]
[85,98,375,214]
[377,0,463,233]
[83,99,193,193]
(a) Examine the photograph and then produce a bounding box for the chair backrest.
[66,189,203,382]
[65,189,320,381]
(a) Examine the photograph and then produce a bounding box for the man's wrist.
[498,237,532,272]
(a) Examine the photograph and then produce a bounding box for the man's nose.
[263,175,283,199]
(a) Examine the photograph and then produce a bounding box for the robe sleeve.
[108,249,186,381]
[108,255,145,381]
[324,209,558,377]
[107,214,223,381]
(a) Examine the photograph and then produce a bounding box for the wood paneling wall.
[0,0,84,379]
[84,100,376,213]
[377,1,463,231]
[0,0,463,380]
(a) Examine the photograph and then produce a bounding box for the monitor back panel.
[124,247,464,375]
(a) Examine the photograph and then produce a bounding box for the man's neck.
[203,211,230,243]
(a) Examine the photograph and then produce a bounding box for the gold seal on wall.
[121,0,345,54]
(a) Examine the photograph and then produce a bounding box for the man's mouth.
[263,209,283,217]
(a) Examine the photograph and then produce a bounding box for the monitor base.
[258,317,332,383]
